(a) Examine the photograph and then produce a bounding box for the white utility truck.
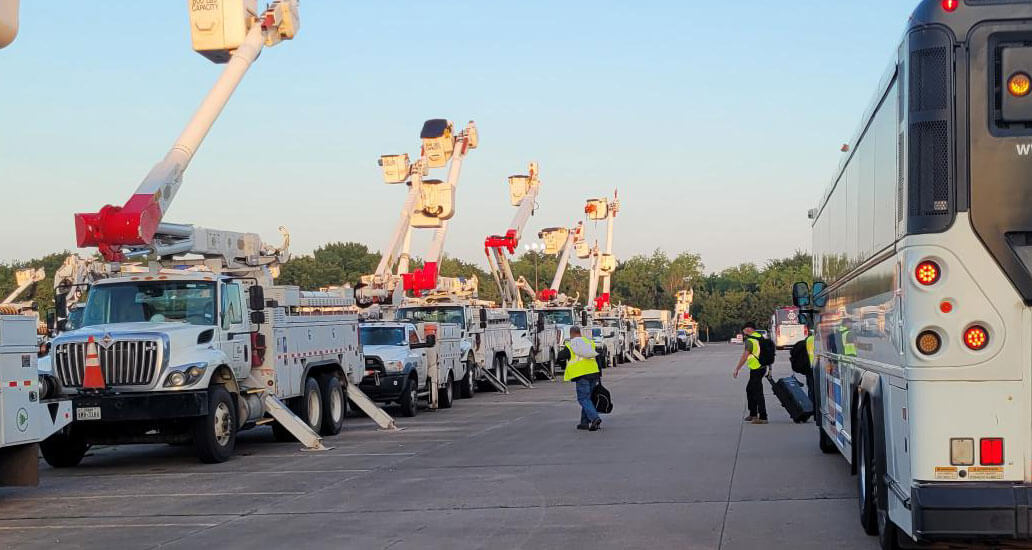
[40,0,396,465]
[396,292,514,395]
[358,321,461,416]
[0,315,72,486]
[484,163,562,384]
[642,310,676,356]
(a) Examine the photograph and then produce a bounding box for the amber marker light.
[1009,73,1031,98]
[917,330,942,355]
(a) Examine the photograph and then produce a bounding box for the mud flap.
[262,393,330,451]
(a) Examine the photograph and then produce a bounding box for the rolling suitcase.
[767,372,813,423]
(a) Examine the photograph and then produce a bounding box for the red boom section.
[75,193,163,261]
[403,261,439,297]
[594,293,610,311]
[484,229,519,255]
[537,289,558,301]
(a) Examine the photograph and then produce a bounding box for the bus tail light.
[917,330,942,355]
[981,438,1004,465]
[916,261,941,286]
[1008,73,1031,98]
[951,438,974,466]
[942,0,958,11]
[964,326,989,350]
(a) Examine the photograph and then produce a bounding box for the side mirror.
[249,286,265,311]
[479,308,487,329]
[812,281,828,308]
[45,310,56,332]
[250,311,266,325]
[536,315,545,332]
[792,282,811,308]
[581,311,588,326]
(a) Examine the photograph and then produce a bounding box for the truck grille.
[54,340,161,387]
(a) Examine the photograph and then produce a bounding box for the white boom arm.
[536,221,584,305]
[1,268,43,306]
[74,0,300,262]
[485,162,542,308]
[584,192,619,311]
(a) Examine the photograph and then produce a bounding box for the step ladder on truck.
[38,0,395,466]
[484,162,562,385]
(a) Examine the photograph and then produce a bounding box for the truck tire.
[298,376,324,434]
[40,427,89,468]
[399,375,419,417]
[193,385,237,464]
[460,360,476,399]
[439,372,454,409]
[319,373,346,436]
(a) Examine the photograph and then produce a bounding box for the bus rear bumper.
[913,482,1032,541]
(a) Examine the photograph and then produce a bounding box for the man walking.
[733,322,768,424]
[558,326,602,431]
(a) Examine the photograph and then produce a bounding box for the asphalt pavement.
[0,343,878,550]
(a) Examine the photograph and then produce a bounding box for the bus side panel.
[885,380,913,534]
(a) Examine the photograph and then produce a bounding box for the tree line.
[0,247,812,342]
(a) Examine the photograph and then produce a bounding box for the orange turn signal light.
[1009,73,1031,98]
[917,330,942,355]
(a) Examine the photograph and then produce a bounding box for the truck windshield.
[397,306,464,328]
[591,328,603,337]
[508,311,528,330]
[600,319,619,328]
[360,326,406,346]
[542,309,574,325]
[81,281,217,327]
[644,320,663,329]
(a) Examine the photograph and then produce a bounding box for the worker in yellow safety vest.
[557,326,602,431]
[733,322,768,424]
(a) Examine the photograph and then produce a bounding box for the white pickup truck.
[358,321,461,416]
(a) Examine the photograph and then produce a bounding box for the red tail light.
[980,438,1004,465]
[916,261,941,286]
[964,326,989,350]
[942,0,958,12]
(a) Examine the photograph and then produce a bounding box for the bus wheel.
[878,507,903,550]
[857,406,878,536]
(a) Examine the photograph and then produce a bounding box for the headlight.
[164,362,208,388]
[384,360,405,373]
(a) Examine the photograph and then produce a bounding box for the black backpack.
[591,382,614,414]
[790,339,812,376]
[750,334,776,367]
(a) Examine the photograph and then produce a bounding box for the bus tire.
[319,373,346,436]
[878,510,903,550]
[818,421,838,454]
[857,405,879,536]
[398,375,419,417]
[439,372,454,409]
[193,385,237,464]
[40,427,89,468]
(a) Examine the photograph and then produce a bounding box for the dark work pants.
[746,366,768,420]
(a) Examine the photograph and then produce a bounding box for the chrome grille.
[54,340,161,387]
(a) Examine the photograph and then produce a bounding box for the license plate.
[76,407,101,421]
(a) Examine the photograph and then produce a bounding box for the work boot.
[577,423,589,430]
[743,416,755,422]
[588,418,602,431]
[751,418,768,425]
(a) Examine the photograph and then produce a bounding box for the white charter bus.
[793,1,1032,547]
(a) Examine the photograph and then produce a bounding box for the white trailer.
[0,315,72,486]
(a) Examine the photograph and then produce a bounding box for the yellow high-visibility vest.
[564,338,600,381]
[806,334,815,365]
[745,334,762,370]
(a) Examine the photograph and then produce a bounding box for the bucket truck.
[356,120,483,408]
[583,193,627,366]
[484,163,561,384]
[535,221,586,341]
[40,0,398,467]
[675,289,698,351]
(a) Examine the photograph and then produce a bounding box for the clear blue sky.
[1,1,917,273]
